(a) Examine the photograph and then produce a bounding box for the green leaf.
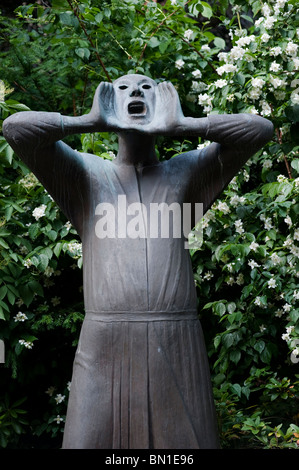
[231,383,242,397]
[230,349,241,364]
[75,48,90,60]
[214,37,226,49]
[201,1,213,19]
[215,302,226,316]
[285,105,299,122]
[254,340,265,354]
[291,159,299,172]
[223,332,235,348]
[148,37,160,48]
[235,73,245,86]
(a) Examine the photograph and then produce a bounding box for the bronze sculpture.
[3,74,273,448]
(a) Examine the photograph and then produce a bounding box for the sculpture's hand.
[142,81,185,136]
[88,82,119,132]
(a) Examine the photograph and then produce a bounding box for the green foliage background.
[0,0,298,449]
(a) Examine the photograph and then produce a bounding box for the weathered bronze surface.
[3,74,273,448]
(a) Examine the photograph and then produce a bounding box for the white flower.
[269,61,281,72]
[277,174,287,182]
[251,77,265,89]
[214,79,228,88]
[217,201,230,213]
[201,44,211,52]
[248,259,260,269]
[263,159,272,169]
[269,75,286,89]
[270,253,282,265]
[44,266,54,277]
[236,273,244,285]
[286,326,294,334]
[51,296,61,306]
[218,52,228,63]
[261,3,272,17]
[261,33,270,43]
[32,204,47,220]
[260,100,272,116]
[198,93,212,106]
[19,339,33,349]
[249,241,259,252]
[282,333,290,342]
[229,45,246,61]
[270,47,282,57]
[249,89,262,101]
[291,92,299,105]
[234,219,244,234]
[216,64,237,75]
[264,16,277,29]
[175,59,185,69]
[45,386,56,396]
[192,69,202,79]
[191,81,207,92]
[254,297,263,307]
[14,312,28,322]
[184,29,193,41]
[264,217,273,230]
[23,258,33,268]
[68,242,82,256]
[255,17,264,27]
[283,303,292,312]
[274,90,286,101]
[267,278,277,288]
[54,415,64,424]
[293,58,299,71]
[203,271,214,280]
[230,195,245,206]
[236,35,255,47]
[285,41,298,57]
[284,215,292,226]
[55,394,65,404]
[294,229,299,241]
[290,245,299,258]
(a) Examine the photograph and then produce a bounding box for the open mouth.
[128,101,146,115]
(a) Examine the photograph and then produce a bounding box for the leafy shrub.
[0,0,298,448]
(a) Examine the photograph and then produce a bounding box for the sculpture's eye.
[119,85,128,90]
[142,84,151,89]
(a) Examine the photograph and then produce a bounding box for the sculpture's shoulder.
[79,151,112,173]
[165,149,203,173]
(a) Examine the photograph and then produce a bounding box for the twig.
[275,127,292,179]
[66,0,111,82]
[136,1,217,74]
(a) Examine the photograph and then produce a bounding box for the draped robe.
[3,111,273,448]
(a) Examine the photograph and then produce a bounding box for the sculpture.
[2,74,273,449]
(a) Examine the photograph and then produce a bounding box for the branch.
[136,1,218,75]
[66,0,112,82]
[275,127,292,179]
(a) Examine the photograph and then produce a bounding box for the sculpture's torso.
[81,157,198,315]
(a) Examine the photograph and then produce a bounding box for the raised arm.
[2,82,117,235]
[141,81,273,214]
[184,112,274,214]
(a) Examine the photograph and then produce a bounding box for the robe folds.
[3,111,273,448]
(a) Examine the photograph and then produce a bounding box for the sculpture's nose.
[130,86,144,98]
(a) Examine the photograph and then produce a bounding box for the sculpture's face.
[113,74,157,126]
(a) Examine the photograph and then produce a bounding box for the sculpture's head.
[113,74,157,126]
